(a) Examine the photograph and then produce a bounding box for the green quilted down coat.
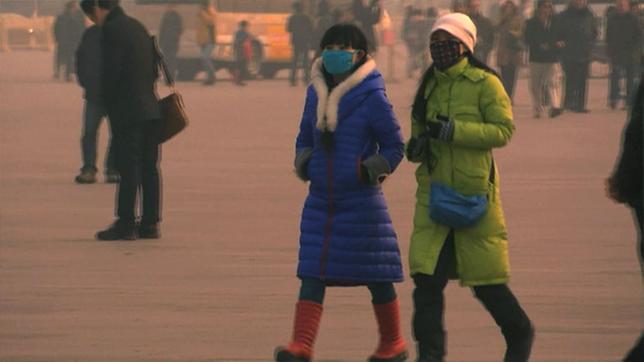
[408,57,515,287]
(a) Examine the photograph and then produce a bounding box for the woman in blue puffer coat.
[274,24,407,362]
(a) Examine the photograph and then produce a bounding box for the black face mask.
[429,40,464,71]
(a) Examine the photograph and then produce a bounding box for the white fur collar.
[310,57,377,132]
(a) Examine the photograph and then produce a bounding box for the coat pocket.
[453,166,489,196]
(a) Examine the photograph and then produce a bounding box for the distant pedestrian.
[197,0,217,85]
[81,0,163,241]
[402,5,414,51]
[524,0,564,118]
[403,7,427,78]
[606,79,643,362]
[452,0,468,14]
[53,1,85,81]
[406,13,534,361]
[467,0,495,63]
[159,3,183,80]
[313,0,333,57]
[274,23,407,362]
[332,8,346,25]
[419,7,439,71]
[606,0,641,109]
[424,7,438,39]
[74,20,119,184]
[287,1,313,86]
[233,20,252,86]
[496,0,524,101]
[555,0,598,113]
[352,0,383,53]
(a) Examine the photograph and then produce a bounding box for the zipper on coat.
[447,80,456,185]
[319,153,334,279]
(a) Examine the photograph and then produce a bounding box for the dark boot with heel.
[474,285,534,362]
[96,221,136,241]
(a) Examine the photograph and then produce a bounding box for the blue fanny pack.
[429,161,495,229]
[429,182,488,228]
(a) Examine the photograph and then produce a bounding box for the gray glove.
[361,154,392,185]
[294,148,313,181]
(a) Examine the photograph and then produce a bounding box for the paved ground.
[0,50,642,362]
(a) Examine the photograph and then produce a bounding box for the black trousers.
[56,46,74,80]
[412,232,533,360]
[623,203,643,361]
[236,59,249,83]
[161,46,179,79]
[289,46,310,85]
[562,60,590,110]
[500,65,518,101]
[635,202,643,267]
[112,119,161,228]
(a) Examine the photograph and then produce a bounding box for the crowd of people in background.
[52,0,643,114]
[49,0,643,185]
[403,0,642,117]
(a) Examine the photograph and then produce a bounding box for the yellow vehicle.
[209,0,293,79]
[133,0,352,80]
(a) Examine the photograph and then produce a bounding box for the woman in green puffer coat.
[405,13,534,362]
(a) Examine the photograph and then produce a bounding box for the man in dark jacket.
[607,79,643,362]
[555,0,598,112]
[81,0,162,240]
[606,0,641,109]
[524,0,564,118]
[74,20,118,184]
[287,1,313,86]
[466,0,495,63]
[53,1,85,81]
[159,3,183,80]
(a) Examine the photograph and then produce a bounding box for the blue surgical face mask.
[322,49,357,75]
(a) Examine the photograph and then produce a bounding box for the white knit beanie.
[430,13,477,53]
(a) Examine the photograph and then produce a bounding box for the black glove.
[426,115,454,141]
[406,135,428,161]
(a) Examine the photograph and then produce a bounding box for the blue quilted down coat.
[294,58,405,284]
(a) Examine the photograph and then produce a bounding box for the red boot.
[369,298,408,362]
[274,300,323,362]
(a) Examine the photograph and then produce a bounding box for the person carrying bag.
[153,36,188,144]
[405,13,534,362]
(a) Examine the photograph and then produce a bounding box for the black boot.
[96,221,136,241]
[473,285,534,362]
[369,351,408,362]
[416,332,445,362]
[138,223,160,239]
[413,275,448,362]
[274,347,310,362]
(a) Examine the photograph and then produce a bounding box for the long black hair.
[411,52,499,125]
[319,23,368,53]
